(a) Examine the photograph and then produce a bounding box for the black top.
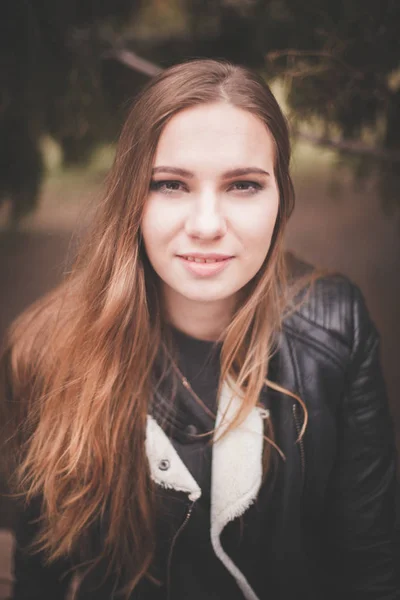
[150,328,245,599]
[151,327,221,497]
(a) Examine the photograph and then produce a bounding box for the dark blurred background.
[0,0,399,596]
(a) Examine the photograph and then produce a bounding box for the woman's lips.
[177,255,233,277]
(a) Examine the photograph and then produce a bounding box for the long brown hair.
[1,59,305,594]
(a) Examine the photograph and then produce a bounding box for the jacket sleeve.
[12,497,73,600]
[0,351,73,600]
[325,283,400,599]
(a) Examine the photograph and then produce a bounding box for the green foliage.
[261,0,400,147]
[1,0,399,222]
[0,0,144,223]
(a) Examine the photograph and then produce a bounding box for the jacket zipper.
[166,500,196,600]
[292,403,305,486]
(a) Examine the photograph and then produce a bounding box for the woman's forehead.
[153,102,275,175]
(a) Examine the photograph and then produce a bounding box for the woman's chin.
[169,282,239,305]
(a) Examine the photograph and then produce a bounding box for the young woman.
[1,59,398,600]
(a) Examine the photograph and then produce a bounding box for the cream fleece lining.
[145,380,265,600]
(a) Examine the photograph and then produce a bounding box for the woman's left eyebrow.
[222,168,270,178]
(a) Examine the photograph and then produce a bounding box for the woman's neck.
[163,288,237,341]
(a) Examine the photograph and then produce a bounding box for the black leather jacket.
[12,273,400,600]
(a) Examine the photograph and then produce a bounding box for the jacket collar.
[145,379,267,600]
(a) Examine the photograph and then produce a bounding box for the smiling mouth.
[177,254,233,277]
[180,256,231,264]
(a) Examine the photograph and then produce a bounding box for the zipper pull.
[292,403,305,485]
[166,499,197,600]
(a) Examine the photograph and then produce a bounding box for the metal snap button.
[158,459,170,471]
[257,407,270,419]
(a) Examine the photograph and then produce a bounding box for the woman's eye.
[149,180,186,194]
[229,181,263,194]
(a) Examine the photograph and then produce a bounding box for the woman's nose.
[184,191,227,240]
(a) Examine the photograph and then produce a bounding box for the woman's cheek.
[147,199,185,240]
[236,199,278,243]
[142,202,167,244]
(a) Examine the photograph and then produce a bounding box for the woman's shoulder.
[284,252,376,356]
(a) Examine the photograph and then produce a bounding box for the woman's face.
[141,102,280,312]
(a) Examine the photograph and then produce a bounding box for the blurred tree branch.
[102,48,162,77]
